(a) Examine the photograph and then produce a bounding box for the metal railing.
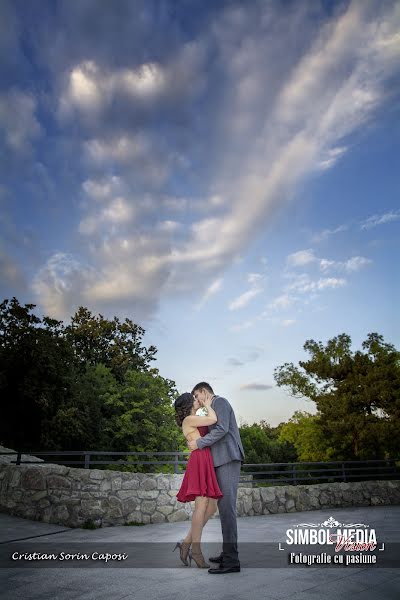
[1,451,398,485]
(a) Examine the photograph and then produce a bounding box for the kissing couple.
[173,382,245,574]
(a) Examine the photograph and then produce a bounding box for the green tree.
[64,307,157,381]
[277,411,334,461]
[240,420,297,464]
[274,333,400,460]
[100,368,181,472]
[0,297,75,450]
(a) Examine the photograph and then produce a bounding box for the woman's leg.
[183,498,217,544]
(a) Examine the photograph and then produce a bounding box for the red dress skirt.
[176,426,223,502]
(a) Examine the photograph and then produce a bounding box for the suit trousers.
[214,459,241,566]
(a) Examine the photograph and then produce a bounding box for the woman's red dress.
[176,425,223,502]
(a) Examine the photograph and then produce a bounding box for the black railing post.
[341,462,346,482]
[293,464,297,486]
[16,450,22,466]
[84,452,90,469]
[174,453,179,474]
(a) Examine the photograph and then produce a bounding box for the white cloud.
[286,249,316,267]
[79,196,135,235]
[228,320,255,333]
[84,135,150,164]
[31,253,97,320]
[360,210,400,230]
[196,277,223,310]
[0,90,41,153]
[311,224,348,243]
[82,176,122,201]
[59,60,166,118]
[267,294,295,311]
[317,146,348,170]
[282,319,296,327]
[286,274,347,294]
[319,255,372,273]
[228,272,264,311]
[229,287,261,310]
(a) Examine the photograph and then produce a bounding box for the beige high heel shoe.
[188,543,210,568]
[172,540,191,566]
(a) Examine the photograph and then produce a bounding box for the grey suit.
[196,395,245,567]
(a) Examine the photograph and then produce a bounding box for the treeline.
[1,298,398,469]
[0,298,183,470]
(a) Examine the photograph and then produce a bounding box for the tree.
[99,368,181,472]
[240,421,297,465]
[64,307,157,381]
[274,333,400,460]
[0,298,76,450]
[277,411,334,461]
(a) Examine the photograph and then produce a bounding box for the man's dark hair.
[191,382,214,395]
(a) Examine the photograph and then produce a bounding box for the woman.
[173,392,223,568]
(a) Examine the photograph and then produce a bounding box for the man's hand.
[187,439,198,451]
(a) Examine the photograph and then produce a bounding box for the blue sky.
[1,0,399,426]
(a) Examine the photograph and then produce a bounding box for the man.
[187,382,245,574]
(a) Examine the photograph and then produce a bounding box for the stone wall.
[0,463,399,528]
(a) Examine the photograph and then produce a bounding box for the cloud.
[227,347,263,367]
[311,224,348,243]
[360,210,400,230]
[0,89,41,153]
[196,277,223,310]
[317,146,348,170]
[286,249,316,267]
[228,320,255,333]
[227,357,244,367]
[59,60,166,118]
[228,272,264,310]
[267,294,295,311]
[240,383,273,391]
[281,319,296,327]
[287,249,371,274]
[319,255,372,273]
[3,0,398,320]
[0,246,27,291]
[229,287,262,311]
[286,274,347,294]
[31,253,98,320]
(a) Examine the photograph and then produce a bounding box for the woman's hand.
[203,395,213,407]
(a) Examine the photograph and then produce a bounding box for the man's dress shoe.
[208,564,241,574]
[208,554,223,564]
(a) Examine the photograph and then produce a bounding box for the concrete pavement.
[0,505,399,600]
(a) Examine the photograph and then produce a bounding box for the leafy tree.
[274,333,400,460]
[99,368,181,472]
[277,411,334,461]
[64,307,157,381]
[40,363,118,451]
[240,421,296,464]
[0,298,75,450]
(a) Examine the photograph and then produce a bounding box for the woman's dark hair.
[174,392,194,427]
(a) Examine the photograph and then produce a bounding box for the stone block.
[167,509,188,522]
[21,468,46,490]
[150,512,166,523]
[141,500,156,514]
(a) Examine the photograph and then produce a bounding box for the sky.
[0,0,399,427]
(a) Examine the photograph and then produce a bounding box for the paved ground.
[1,505,399,600]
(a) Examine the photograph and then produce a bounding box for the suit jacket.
[196,395,245,467]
